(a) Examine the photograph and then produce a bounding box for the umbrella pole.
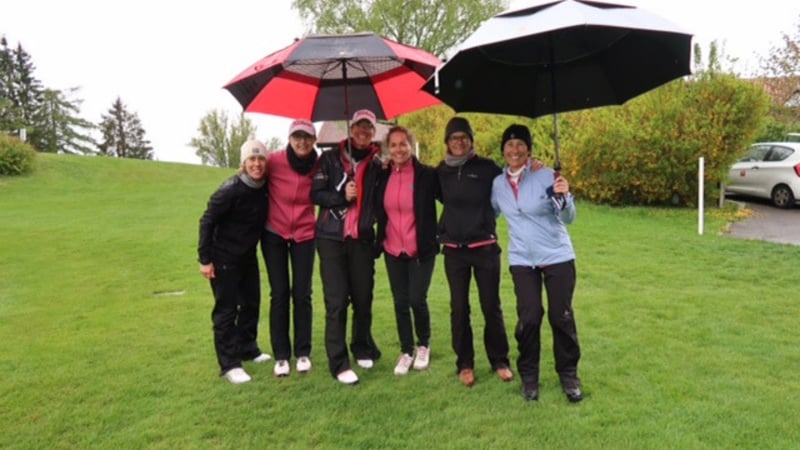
[552,112,561,172]
[342,60,352,157]
[549,39,561,173]
[341,61,356,178]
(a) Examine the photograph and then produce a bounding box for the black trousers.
[509,260,580,385]
[443,244,510,373]
[384,253,435,355]
[317,238,381,377]
[209,259,262,374]
[260,230,315,361]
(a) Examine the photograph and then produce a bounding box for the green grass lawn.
[1,153,798,449]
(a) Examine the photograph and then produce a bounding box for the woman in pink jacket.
[260,119,319,377]
[375,126,440,376]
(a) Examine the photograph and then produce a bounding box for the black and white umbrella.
[423,0,692,169]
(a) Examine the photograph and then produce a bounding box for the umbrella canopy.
[423,0,692,165]
[225,32,442,122]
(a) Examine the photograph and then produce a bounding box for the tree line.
[1,35,153,159]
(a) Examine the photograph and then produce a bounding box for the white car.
[726,142,800,208]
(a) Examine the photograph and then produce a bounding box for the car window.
[766,145,794,162]
[740,145,770,162]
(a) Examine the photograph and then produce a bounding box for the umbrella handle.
[551,163,565,209]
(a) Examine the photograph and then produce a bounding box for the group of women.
[197,111,584,402]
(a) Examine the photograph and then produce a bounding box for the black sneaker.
[561,377,583,403]
[521,383,539,401]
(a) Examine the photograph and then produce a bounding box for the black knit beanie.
[501,124,532,152]
[444,117,474,143]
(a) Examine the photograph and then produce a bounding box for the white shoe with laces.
[273,360,290,377]
[253,353,272,363]
[413,346,430,370]
[336,369,359,385]
[223,368,251,384]
[296,356,312,373]
[356,359,374,369]
[394,353,414,376]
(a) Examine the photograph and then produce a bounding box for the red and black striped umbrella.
[224,32,442,122]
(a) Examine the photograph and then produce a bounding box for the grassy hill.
[1,154,798,449]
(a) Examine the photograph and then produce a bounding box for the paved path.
[726,197,800,246]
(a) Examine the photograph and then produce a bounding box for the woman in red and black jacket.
[375,125,440,376]
[311,109,384,385]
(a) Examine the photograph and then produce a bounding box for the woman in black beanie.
[436,117,513,387]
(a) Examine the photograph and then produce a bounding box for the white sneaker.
[253,353,272,363]
[394,353,414,376]
[336,369,359,385]
[273,360,290,377]
[356,359,374,369]
[413,346,430,370]
[223,367,251,384]
[296,356,312,373]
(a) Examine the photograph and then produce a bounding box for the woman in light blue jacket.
[491,124,582,403]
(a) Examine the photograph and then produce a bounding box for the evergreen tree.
[1,35,95,153]
[190,109,257,168]
[97,97,153,159]
[0,36,26,135]
[8,41,44,129]
[38,88,96,154]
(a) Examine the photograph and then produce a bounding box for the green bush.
[561,73,770,206]
[0,134,37,175]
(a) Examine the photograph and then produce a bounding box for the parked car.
[726,142,800,208]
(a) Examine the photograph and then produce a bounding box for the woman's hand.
[200,263,215,279]
[345,180,357,202]
[553,176,570,195]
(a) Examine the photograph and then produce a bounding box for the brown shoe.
[458,368,475,387]
[496,367,514,382]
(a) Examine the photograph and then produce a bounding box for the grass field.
[1,153,798,449]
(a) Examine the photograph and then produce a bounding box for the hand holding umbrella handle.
[550,162,567,211]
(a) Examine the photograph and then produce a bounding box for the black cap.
[501,124,532,152]
[444,117,474,143]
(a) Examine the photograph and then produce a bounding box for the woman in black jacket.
[436,117,513,388]
[198,139,272,384]
[375,126,440,376]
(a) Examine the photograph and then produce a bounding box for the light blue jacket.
[491,162,576,267]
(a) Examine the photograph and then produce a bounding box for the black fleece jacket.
[198,175,268,265]
[436,155,502,247]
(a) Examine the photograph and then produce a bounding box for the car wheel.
[771,185,795,208]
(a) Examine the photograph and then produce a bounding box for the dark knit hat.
[501,124,532,152]
[444,117,474,143]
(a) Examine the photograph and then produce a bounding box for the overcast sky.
[2,0,797,164]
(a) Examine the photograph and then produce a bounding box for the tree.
[1,36,95,154]
[758,14,800,128]
[291,0,507,57]
[97,97,153,159]
[265,136,283,151]
[189,109,257,168]
[37,88,96,154]
[0,36,43,139]
[0,36,18,132]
